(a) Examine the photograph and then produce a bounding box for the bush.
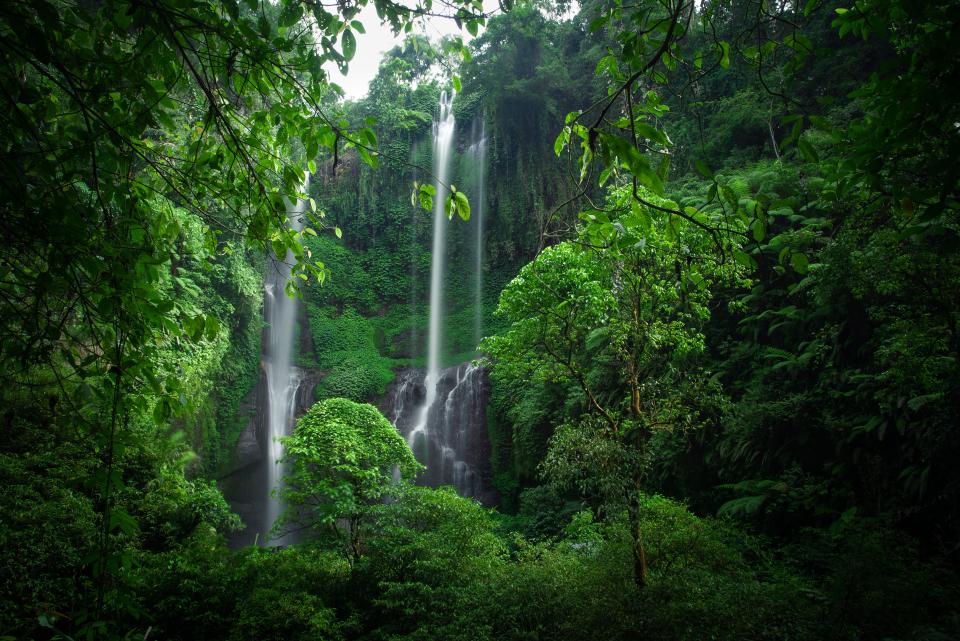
[140,541,351,641]
[360,486,506,640]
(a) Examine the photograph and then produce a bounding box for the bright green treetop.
[278,398,423,558]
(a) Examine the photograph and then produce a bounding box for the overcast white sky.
[327,1,501,99]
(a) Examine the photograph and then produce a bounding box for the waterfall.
[467,118,487,347]
[382,93,496,505]
[261,172,311,546]
[385,363,493,502]
[408,91,456,455]
[220,172,317,548]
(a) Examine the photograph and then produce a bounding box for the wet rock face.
[380,362,498,506]
[232,418,262,472]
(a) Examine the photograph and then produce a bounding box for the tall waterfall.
[261,173,311,546]
[382,93,496,505]
[408,91,456,456]
[221,173,316,548]
[466,118,487,346]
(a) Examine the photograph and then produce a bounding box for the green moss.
[305,305,398,403]
[315,354,396,402]
[207,313,261,475]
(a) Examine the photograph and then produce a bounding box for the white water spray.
[390,363,486,499]
[467,119,487,346]
[263,172,310,546]
[408,91,456,452]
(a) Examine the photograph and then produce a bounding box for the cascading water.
[382,93,496,505]
[385,363,493,502]
[261,173,310,546]
[466,118,487,346]
[408,91,456,458]
[221,173,315,548]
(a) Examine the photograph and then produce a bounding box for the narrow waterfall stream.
[221,174,317,547]
[467,118,487,346]
[407,91,456,457]
[261,175,314,546]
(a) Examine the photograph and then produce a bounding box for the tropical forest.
[2,0,959,639]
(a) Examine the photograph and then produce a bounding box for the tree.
[278,398,422,560]
[482,241,617,421]
[543,0,960,549]
[361,485,506,639]
[483,193,727,586]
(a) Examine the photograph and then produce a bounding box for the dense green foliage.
[0,0,483,637]
[3,0,960,639]
[305,304,397,402]
[277,398,422,557]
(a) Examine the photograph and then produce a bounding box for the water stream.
[408,91,456,454]
[383,363,494,503]
[384,94,496,504]
[466,117,487,346]
[221,173,315,547]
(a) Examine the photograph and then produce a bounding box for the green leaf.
[147,78,166,97]
[334,226,342,239]
[716,40,730,68]
[357,146,378,168]
[554,127,569,156]
[342,29,356,62]
[797,137,819,163]
[419,191,433,211]
[454,190,471,221]
[601,133,664,194]
[790,251,809,273]
[634,122,671,147]
[452,75,462,93]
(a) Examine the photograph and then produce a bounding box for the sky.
[327,1,501,100]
